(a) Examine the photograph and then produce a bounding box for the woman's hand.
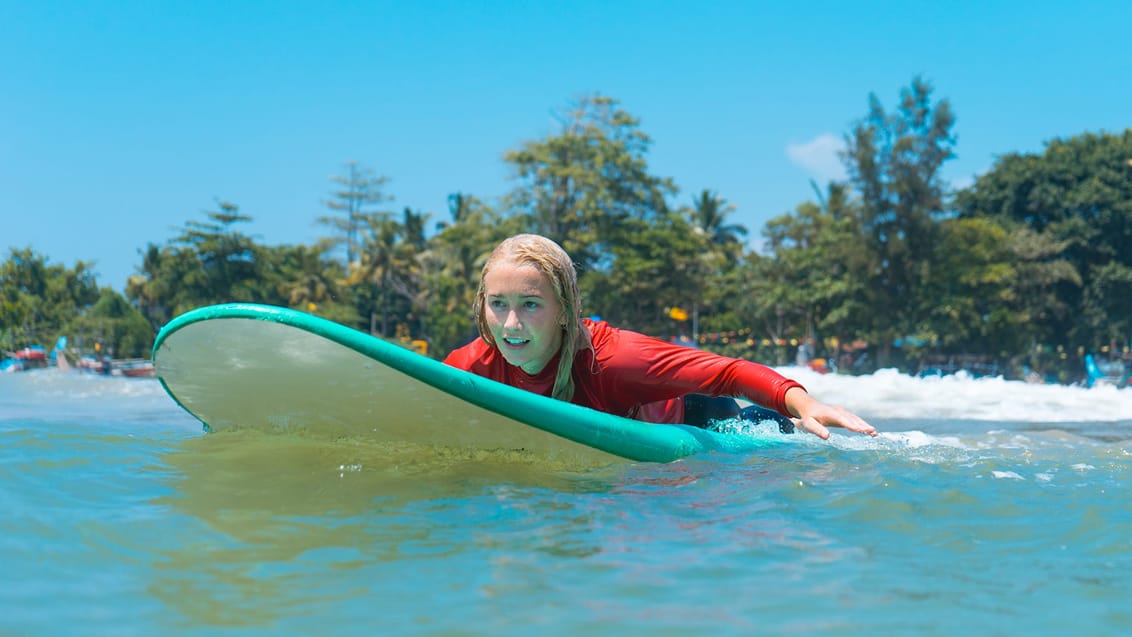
[784,387,877,439]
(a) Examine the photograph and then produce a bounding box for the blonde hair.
[473,234,592,401]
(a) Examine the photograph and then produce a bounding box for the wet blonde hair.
[473,234,592,401]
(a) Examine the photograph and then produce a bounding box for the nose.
[504,309,522,330]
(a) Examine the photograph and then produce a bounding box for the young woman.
[443,234,876,440]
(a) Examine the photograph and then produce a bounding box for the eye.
[523,301,541,310]
[488,299,507,310]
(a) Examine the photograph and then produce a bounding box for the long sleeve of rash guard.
[586,322,804,418]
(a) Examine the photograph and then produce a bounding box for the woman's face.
[482,260,564,374]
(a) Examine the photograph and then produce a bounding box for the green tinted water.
[2,372,1130,635]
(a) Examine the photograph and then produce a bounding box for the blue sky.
[3,1,1130,291]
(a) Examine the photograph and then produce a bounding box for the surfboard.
[153,303,776,467]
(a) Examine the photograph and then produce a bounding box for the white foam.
[776,366,1132,423]
[0,369,186,426]
[991,470,1025,480]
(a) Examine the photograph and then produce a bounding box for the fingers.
[797,418,831,440]
[851,418,878,437]
[833,409,877,437]
[798,405,878,439]
[849,413,878,437]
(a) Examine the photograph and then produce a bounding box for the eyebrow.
[488,291,544,298]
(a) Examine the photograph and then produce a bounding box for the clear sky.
[3,1,1130,292]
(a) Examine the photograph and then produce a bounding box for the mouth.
[502,336,529,347]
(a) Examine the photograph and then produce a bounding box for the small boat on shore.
[115,359,156,378]
[2,337,155,378]
[1,346,49,372]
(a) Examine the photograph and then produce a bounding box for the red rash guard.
[442,319,804,424]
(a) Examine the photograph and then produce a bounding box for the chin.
[500,352,527,368]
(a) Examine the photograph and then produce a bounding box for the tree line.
[4,80,1131,382]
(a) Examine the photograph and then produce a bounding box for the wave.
[3,365,1129,441]
[777,366,1132,423]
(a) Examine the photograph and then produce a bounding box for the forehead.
[484,261,554,296]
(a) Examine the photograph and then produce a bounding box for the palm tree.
[347,213,421,337]
[690,189,748,264]
[276,244,338,310]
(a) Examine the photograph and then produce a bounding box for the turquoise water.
[2,369,1130,636]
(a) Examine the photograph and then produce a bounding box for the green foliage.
[343,209,421,337]
[8,87,1130,382]
[1,247,100,350]
[583,213,712,335]
[268,243,356,324]
[923,216,1019,354]
[420,194,513,354]
[1082,261,1132,345]
[841,77,957,365]
[745,183,865,362]
[503,93,676,275]
[65,289,154,358]
[319,161,393,265]
[687,189,747,264]
[956,129,1132,353]
[126,202,278,330]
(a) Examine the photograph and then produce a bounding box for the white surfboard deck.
[154,304,775,467]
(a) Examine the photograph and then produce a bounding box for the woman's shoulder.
[582,318,621,350]
[443,337,494,369]
[581,318,674,364]
[583,318,671,347]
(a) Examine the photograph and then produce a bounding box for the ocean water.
[1,368,1130,636]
